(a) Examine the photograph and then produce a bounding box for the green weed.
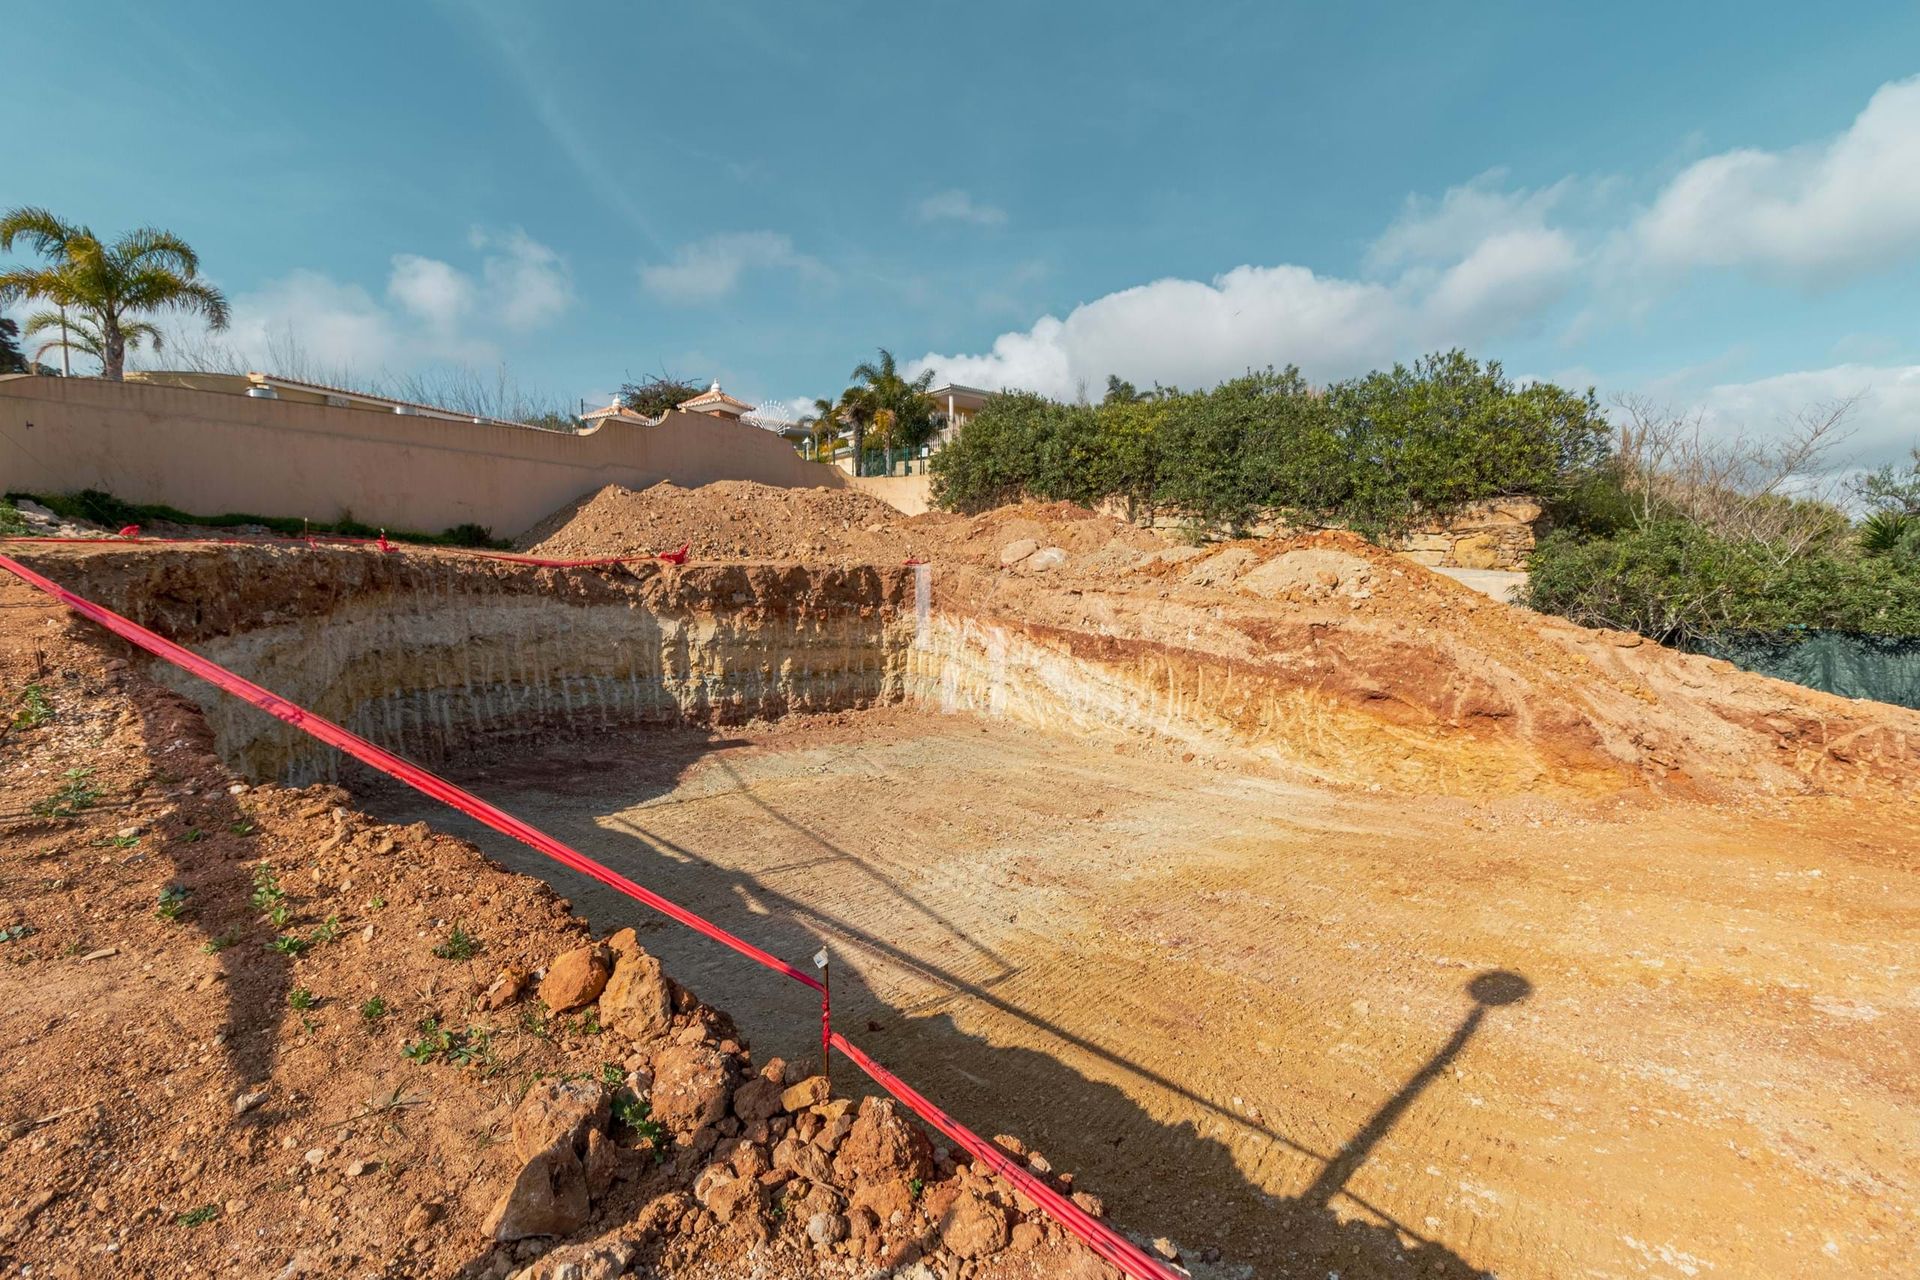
[288,987,316,1011]
[359,996,388,1023]
[175,1204,219,1228]
[431,925,478,961]
[12,685,52,730]
[155,885,191,922]
[266,934,311,958]
[32,769,99,819]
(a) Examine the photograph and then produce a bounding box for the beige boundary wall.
[845,473,933,516]
[0,375,847,537]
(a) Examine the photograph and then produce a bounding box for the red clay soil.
[0,577,1127,1279]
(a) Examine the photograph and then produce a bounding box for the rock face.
[540,944,612,1012]
[599,947,673,1041]
[487,1078,614,1241]
[650,1041,732,1133]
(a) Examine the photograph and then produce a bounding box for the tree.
[1851,446,1920,517]
[0,315,24,374]
[802,395,841,460]
[847,348,937,476]
[22,310,162,373]
[618,373,706,417]
[0,207,229,380]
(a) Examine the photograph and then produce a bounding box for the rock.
[599,949,672,1041]
[998,538,1039,566]
[345,1158,377,1177]
[512,1079,609,1163]
[834,1097,933,1187]
[540,945,611,1013]
[1070,1189,1105,1218]
[482,968,529,1011]
[814,1112,855,1153]
[404,1201,443,1233]
[1151,1237,1180,1262]
[698,1173,762,1225]
[992,1133,1027,1158]
[848,1177,915,1224]
[1009,1220,1044,1252]
[780,1075,829,1113]
[303,1147,326,1167]
[649,1042,732,1133]
[530,1241,634,1280]
[771,1134,833,1184]
[806,1210,848,1248]
[943,1191,1010,1259]
[603,927,639,957]
[732,1075,783,1124]
[1026,546,1067,571]
[233,1088,269,1116]
[582,1128,619,1198]
[484,1137,591,1241]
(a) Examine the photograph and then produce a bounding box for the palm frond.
[112,227,200,276]
[0,206,86,258]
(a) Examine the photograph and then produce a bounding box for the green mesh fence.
[1693,631,1920,710]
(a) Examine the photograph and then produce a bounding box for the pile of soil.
[0,579,1127,1279]
[517,483,915,564]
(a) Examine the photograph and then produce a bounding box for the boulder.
[1026,546,1067,572]
[511,1078,609,1162]
[780,1075,830,1113]
[942,1190,1010,1259]
[481,968,529,1011]
[834,1097,933,1187]
[731,1076,783,1125]
[806,1210,849,1248]
[583,1127,620,1197]
[998,538,1039,566]
[650,1042,732,1133]
[599,949,673,1042]
[482,1137,591,1241]
[540,945,612,1013]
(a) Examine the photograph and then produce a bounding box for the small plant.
[402,1017,454,1064]
[288,986,316,1011]
[175,1204,220,1228]
[908,1177,925,1201]
[518,1009,550,1040]
[268,903,290,928]
[181,826,205,843]
[359,995,388,1023]
[155,885,191,922]
[432,925,478,961]
[12,684,53,730]
[367,896,386,911]
[599,1062,624,1088]
[32,769,100,819]
[610,1092,664,1146]
[266,933,312,958]
[249,863,285,913]
[310,914,341,945]
[1,923,36,944]
[96,833,139,850]
[229,819,256,836]
[201,933,237,954]
[446,1025,495,1069]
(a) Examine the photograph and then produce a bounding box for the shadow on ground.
[352,729,1531,1279]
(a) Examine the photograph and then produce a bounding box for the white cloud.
[640,232,830,305]
[917,190,1008,227]
[910,231,1580,400]
[1692,363,1920,468]
[1626,74,1920,281]
[1367,172,1571,272]
[387,254,474,332]
[144,231,572,382]
[475,228,572,330]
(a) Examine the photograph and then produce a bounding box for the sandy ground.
[358,709,1919,1280]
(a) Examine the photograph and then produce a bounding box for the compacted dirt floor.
[358,709,1920,1280]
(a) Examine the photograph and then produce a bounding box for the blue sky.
[5,1,1920,467]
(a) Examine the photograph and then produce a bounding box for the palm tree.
[0,207,229,381]
[804,395,841,462]
[23,311,163,372]
[847,348,937,476]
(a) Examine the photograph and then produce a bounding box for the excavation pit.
[14,541,1919,1280]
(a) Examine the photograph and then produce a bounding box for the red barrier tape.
[833,1034,1179,1280]
[0,551,1179,1280]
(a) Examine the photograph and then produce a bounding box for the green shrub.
[1526,521,1920,643]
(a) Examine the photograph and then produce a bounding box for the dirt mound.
[519,481,915,562]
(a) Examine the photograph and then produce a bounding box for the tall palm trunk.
[100,313,127,380]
